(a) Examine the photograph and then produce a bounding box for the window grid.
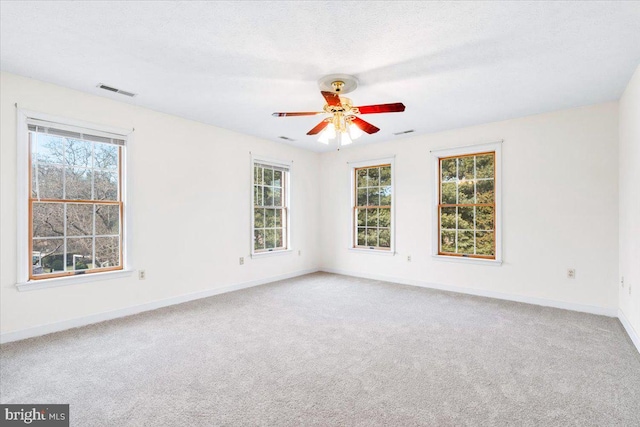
[353,164,392,250]
[29,130,123,280]
[438,151,495,259]
[253,164,288,253]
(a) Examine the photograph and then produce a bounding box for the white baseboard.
[320,268,618,317]
[0,268,319,344]
[618,309,640,354]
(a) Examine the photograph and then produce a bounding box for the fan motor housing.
[318,74,358,94]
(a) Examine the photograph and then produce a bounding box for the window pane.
[458,206,474,230]
[273,188,282,206]
[94,171,118,201]
[67,203,94,236]
[254,230,265,251]
[379,208,391,228]
[33,164,64,199]
[441,158,456,182]
[441,231,456,253]
[264,168,273,186]
[357,189,367,206]
[477,179,494,204]
[95,204,120,235]
[457,230,474,254]
[265,229,276,249]
[275,228,283,248]
[380,186,391,206]
[94,143,118,169]
[254,208,264,228]
[367,167,380,187]
[32,203,64,237]
[366,208,378,227]
[33,238,64,275]
[440,207,456,230]
[441,182,456,204]
[273,170,282,187]
[67,237,93,270]
[380,166,391,186]
[458,180,474,204]
[379,229,391,248]
[357,169,368,188]
[357,209,366,226]
[254,186,263,206]
[254,167,263,185]
[366,228,379,247]
[477,206,494,230]
[476,231,495,256]
[458,157,474,181]
[357,228,366,246]
[274,209,283,227]
[95,236,120,268]
[65,168,93,200]
[264,187,274,206]
[35,134,64,165]
[367,188,380,206]
[265,209,275,227]
[65,139,92,168]
[476,154,494,179]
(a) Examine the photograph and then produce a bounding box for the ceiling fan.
[272,74,405,146]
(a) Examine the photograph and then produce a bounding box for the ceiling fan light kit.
[272,74,406,147]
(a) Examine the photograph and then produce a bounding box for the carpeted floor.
[1,272,639,426]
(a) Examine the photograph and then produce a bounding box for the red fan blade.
[321,91,342,107]
[272,112,324,117]
[351,117,380,134]
[307,120,330,135]
[355,103,405,114]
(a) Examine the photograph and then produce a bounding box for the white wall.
[320,102,619,313]
[619,65,640,338]
[0,72,320,335]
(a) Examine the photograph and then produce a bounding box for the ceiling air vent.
[393,129,415,136]
[278,136,296,141]
[97,83,137,97]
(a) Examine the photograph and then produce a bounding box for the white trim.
[349,156,396,254]
[1,268,319,344]
[618,309,640,354]
[17,269,134,292]
[16,109,132,287]
[320,268,618,317]
[251,249,293,258]
[431,141,503,264]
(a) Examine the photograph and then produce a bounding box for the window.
[17,110,130,287]
[432,142,502,263]
[252,159,290,255]
[352,158,394,252]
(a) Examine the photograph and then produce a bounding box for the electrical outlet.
[621,276,625,288]
[298,250,301,256]
[629,285,632,296]
[407,255,412,262]
[138,270,146,280]
[239,257,244,265]
[567,268,576,279]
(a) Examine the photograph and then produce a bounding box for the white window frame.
[16,109,133,291]
[349,156,396,255]
[250,154,292,258]
[431,141,502,265]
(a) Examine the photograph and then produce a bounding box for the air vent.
[278,136,296,141]
[97,83,137,97]
[393,129,415,136]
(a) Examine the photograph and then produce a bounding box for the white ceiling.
[1,1,639,152]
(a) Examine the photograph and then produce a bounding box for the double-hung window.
[351,158,395,252]
[18,111,129,286]
[252,159,290,254]
[432,142,502,263]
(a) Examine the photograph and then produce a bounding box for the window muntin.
[354,164,392,250]
[253,162,289,253]
[29,125,124,279]
[438,152,495,258]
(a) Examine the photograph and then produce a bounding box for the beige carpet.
[1,272,639,426]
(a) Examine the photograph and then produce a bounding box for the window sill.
[251,249,292,259]
[348,248,395,256]
[432,255,502,266]
[17,269,134,292]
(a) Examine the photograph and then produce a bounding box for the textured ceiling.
[1,1,639,152]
